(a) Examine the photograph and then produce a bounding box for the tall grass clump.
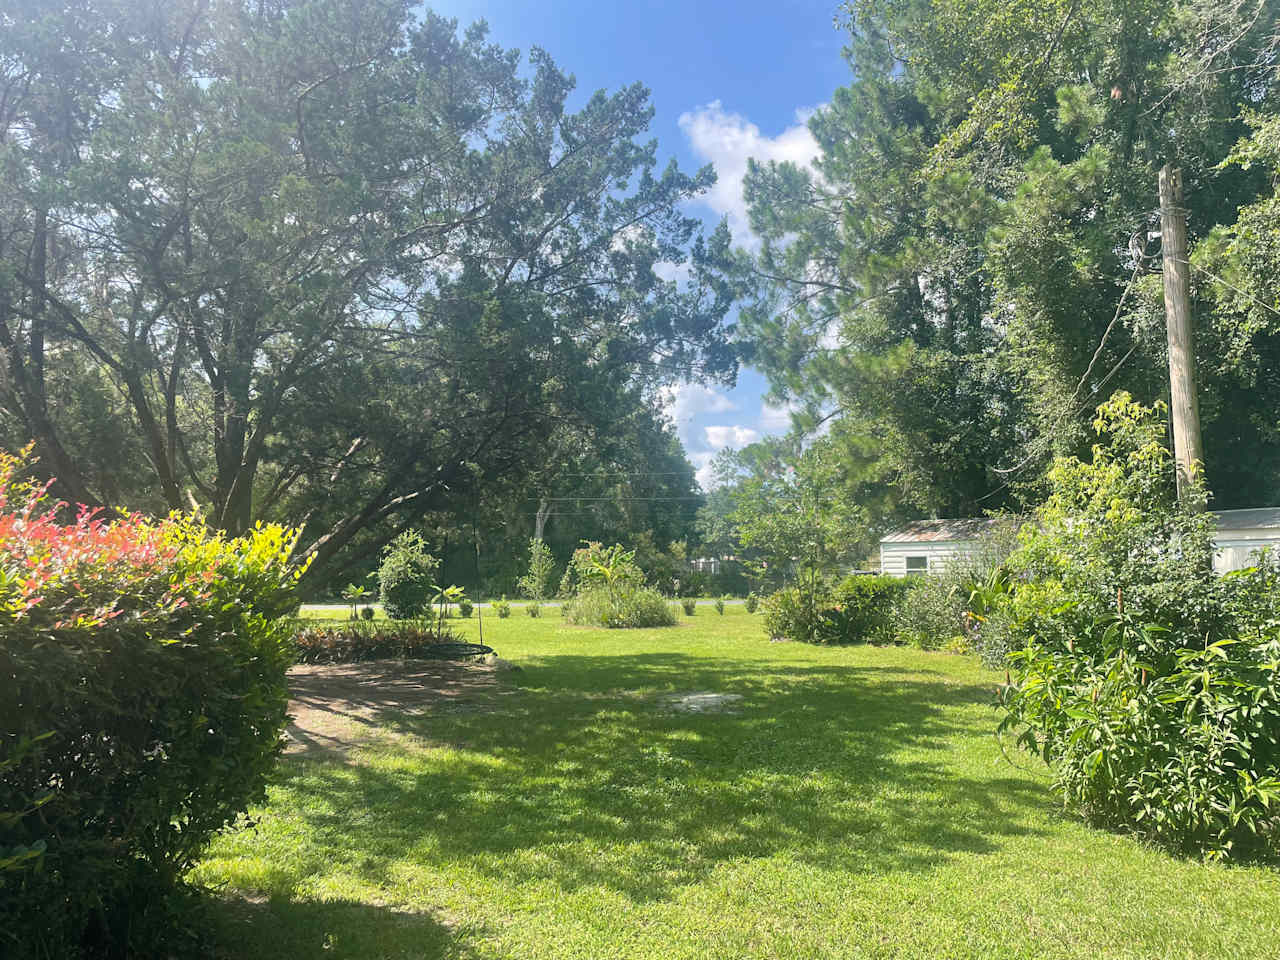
[560,542,677,628]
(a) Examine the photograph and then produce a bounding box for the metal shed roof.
[880,517,1005,544]
[1213,508,1280,531]
[881,508,1280,544]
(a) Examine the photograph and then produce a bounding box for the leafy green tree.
[694,487,738,560]
[722,437,864,602]
[346,407,706,600]
[729,0,1280,517]
[0,1,735,584]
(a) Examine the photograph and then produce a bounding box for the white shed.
[1212,508,1280,573]
[879,518,1003,577]
[879,509,1280,577]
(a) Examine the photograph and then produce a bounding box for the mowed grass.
[195,608,1278,959]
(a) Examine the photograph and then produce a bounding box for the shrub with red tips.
[0,448,305,957]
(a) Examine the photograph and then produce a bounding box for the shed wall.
[1213,527,1280,573]
[880,540,982,577]
[881,528,1280,576]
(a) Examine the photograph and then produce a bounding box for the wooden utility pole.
[1159,164,1205,507]
[534,495,552,542]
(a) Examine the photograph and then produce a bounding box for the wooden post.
[1159,164,1204,507]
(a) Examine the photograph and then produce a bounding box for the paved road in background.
[300,598,745,615]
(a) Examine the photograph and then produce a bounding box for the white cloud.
[687,450,718,490]
[704,425,760,449]
[759,400,797,432]
[678,100,822,246]
[695,425,762,490]
[609,223,650,253]
[662,383,736,427]
[662,383,738,481]
[652,259,692,287]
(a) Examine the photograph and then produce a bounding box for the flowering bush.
[0,450,303,956]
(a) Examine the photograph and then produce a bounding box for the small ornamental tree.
[729,440,863,642]
[517,538,556,602]
[377,531,440,620]
[0,449,304,955]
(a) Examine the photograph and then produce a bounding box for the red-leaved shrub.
[0,449,303,958]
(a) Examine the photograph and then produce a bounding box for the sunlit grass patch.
[197,608,1280,959]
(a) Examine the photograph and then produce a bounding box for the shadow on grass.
[209,894,482,960]
[211,651,1052,954]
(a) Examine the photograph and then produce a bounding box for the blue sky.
[433,0,851,486]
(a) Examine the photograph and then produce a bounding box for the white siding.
[880,540,983,577]
[1213,527,1280,573]
[882,528,1280,577]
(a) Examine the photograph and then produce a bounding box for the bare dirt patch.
[284,658,517,755]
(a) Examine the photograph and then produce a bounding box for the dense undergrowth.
[994,395,1280,859]
[560,543,677,628]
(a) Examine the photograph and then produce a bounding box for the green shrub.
[744,592,759,614]
[878,526,1016,651]
[681,597,697,616]
[558,542,676,628]
[714,596,726,615]
[762,585,829,643]
[527,602,541,618]
[766,575,946,646]
[494,597,512,618]
[377,531,439,620]
[0,450,301,957]
[360,605,376,620]
[828,574,911,643]
[563,584,677,628]
[889,576,967,650]
[293,620,460,663]
[559,541,644,596]
[707,564,751,598]
[961,567,1018,668]
[678,571,709,597]
[457,598,474,618]
[997,393,1280,859]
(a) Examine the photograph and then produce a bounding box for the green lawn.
[195,608,1278,959]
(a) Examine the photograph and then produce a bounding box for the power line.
[979,341,1140,502]
[544,471,692,477]
[1180,258,1280,319]
[1068,253,1145,406]
[530,496,703,502]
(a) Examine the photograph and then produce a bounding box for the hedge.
[763,575,910,644]
[829,574,911,643]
